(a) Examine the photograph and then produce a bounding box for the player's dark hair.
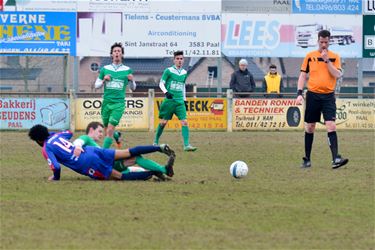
[28,124,49,147]
[173,50,184,58]
[110,42,124,55]
[269,64,277,69]
[86,121,104,134]
[318,30,331,39]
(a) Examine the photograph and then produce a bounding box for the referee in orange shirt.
[296,30,349,169]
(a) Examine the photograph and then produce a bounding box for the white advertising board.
[222,13,362,58]
[14,0,76,11]
[77,0,221,12]
[77,12,221,57]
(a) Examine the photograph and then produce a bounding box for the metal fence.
[0,56,374,95]
[0,56,70,93]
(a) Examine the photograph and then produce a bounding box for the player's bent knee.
[305,123,316,133]
[114,149,131,160]
[325,121,336,132]
[181,120,188,126]
[159,120,168,126]
[124,157,136,166]
[106,125,115,136]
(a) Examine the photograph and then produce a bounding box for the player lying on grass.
[73,121,174,181]
[28,124,174,181]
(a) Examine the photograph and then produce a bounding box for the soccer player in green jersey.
[95,42,136,149]
[73,122,174,179]
[154,51,197,152]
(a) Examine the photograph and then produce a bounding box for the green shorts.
[101,101,125,127]
[113,157,136,173]
[113,160,128,172]
[158,99,187,120]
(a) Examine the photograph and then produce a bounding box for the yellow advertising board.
[232,98,303,130]
[75,98,149,130]
[316,99,375,130]
[154,98,227,130]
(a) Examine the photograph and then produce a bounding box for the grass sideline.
[1,130,374,249]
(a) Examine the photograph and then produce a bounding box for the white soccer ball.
[230,161,248,178]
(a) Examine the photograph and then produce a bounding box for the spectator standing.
[229,59,256,98]
[262,64,284,98]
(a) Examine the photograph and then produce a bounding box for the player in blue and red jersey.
[28,124,174,181]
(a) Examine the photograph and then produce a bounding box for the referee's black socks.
[305,132,314,160]
[327,131,338,161]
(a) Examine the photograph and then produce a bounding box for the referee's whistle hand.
[321,49,329,60]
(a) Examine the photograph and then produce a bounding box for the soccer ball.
[230,161,248,178]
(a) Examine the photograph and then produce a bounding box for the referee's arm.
[296,71,307,105]
[297,71,307,93]
[326,61,342,78]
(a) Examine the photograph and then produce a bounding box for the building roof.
[282,58,359,79]
[97,56,371,81]
[100,56,266,80]
[342,59,361,78]
[0,68,42,80]
[100,57,195,74]
[363,58,375,72]
[225,57,265,80]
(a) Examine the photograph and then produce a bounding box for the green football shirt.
[99,64,133,102]
[75,135,100,147]
[161,66,187,103]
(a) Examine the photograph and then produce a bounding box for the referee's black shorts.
[305,91,336,123]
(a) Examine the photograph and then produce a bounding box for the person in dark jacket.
[229,59,256,98]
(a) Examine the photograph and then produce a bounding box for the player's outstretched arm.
[44,150,61,181]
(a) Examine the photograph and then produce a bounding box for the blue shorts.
[81,147,115,180]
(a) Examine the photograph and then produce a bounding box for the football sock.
[102,137,113,149]
[113,131,123,148]
[121,171,153,180]
[305,132,314,160]
[135,156,166,174]
[129,145,161,156]
[327,131,338,160]
[182,125,190,146]
[154,124,165,144]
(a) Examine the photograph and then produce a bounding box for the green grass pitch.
[1,130,374,249]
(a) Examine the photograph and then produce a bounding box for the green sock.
[102,136,113,149]
[154,124,165,144]
[121,169,130,174]
[135,156,166,174]
[182,125,190,147]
